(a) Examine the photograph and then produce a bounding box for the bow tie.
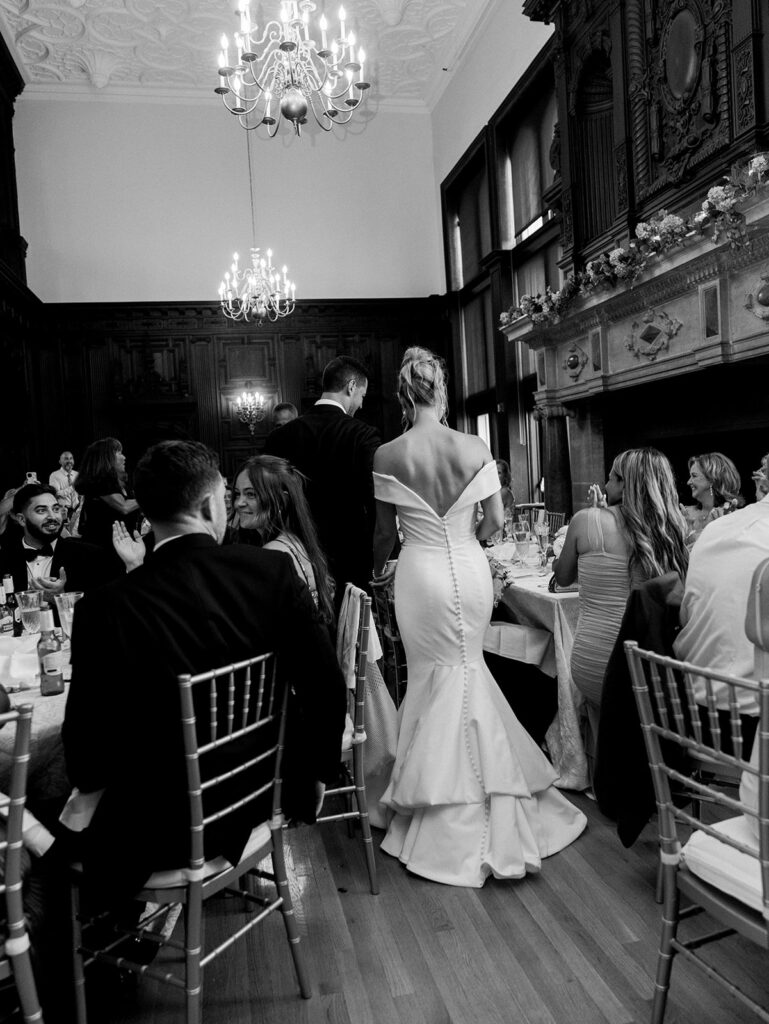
[24,544,54,561]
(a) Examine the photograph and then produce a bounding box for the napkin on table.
[0,635,40,690]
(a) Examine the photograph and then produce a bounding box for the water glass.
[534,523,550,554]
[16,591,43,636]
[54,591,84,643]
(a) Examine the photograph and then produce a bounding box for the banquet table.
[0,636,69,817]
[486,553,589,791]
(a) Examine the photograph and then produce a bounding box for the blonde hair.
[687,452,741,507]
[611,448,689,581]
[397,346,449,430]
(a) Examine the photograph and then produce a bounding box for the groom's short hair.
[322,356,368,393]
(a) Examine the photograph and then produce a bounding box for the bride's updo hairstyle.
[398,346,449,429]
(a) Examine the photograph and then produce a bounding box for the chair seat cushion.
[681,815,762,912]
[144,821,272,889]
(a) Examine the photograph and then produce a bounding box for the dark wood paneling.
[2,298,447,491]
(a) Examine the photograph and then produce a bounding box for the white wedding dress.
[375,461,586,887]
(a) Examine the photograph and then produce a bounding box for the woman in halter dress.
[553,448,689,761]
[371,347,586,887]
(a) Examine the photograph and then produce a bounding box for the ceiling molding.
[0,0,491,105]
[17,78,431,115]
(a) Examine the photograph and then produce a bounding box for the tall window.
[460,287,495,396]
[572,52,615,245]
[499,89,557,247]
[440,43,556,499]
[446,154,492,290]
[514,242,560,306]
[456,284,497,443]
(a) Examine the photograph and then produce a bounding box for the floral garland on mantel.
[499,154,769,330]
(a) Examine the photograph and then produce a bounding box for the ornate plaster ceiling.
[0,0,493,108]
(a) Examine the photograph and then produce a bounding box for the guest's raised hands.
[112,520,145,572]
[587,483,607,508]
[30,567,67,598]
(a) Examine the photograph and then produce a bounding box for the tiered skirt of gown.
[374,462,586,887]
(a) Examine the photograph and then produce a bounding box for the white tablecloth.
[0,637,69,811]
[486,560,589,791]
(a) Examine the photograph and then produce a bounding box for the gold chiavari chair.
[0,704,43,1023]
[317,588,379,895]
[625,641,769,1024]
[69,653,310,1024]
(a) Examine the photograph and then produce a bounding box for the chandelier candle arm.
[215,0,371,136]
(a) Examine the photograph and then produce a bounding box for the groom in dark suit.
[0,483,109,595]
[265,355,380,600]
[62,440,346,901]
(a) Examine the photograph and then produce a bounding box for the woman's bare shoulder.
[449,429,492,465]
[373,437,406,472]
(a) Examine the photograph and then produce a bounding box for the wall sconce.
[236,389,265,434]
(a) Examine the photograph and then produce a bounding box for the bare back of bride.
[372,346,586,887]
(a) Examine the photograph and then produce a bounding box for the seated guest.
[495,459,515,511]
[74,437,141,552]
[554,447,689,757]
[674,454,769,754]
[271,402,299,431]
[752,453,769,501]
[0,484,108,596]
[233,455,335,625]
[62,440,346,903]
[681,451,742,546]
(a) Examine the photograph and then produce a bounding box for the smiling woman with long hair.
[233,455,335,625]
[554,447,689,756]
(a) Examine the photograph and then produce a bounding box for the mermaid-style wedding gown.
[375,461,586,887]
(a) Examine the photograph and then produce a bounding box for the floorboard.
[98,793,768,1024]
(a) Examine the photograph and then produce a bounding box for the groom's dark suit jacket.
[265,404,380,596]
[62,533,346,901]
[0,534,112,595]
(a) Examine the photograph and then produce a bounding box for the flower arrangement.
[501,154,769,330]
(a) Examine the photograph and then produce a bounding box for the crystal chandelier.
[215,0,370,136]
[236,389,266,434]
[219,247,295,322]
[218,132,296,323]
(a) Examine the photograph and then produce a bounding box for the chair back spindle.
[0,704,43,1023]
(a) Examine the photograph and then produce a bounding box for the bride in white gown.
[372,347,586,887]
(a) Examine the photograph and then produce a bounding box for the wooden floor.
[105,793,768,1024]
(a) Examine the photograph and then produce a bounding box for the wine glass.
[534,522,550,575]
[54,591,84,646]
[520,540,542,572]
[16,591,43,636]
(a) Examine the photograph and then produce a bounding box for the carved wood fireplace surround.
[512,0,769,512]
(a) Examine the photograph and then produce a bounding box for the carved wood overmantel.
[503,195,769,507]
[524,0,769,272]
[516,0,769,508]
